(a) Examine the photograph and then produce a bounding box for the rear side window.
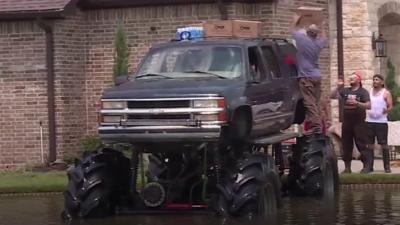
[261,46,281,78]
[278,43,298,77]
[248,46,265,81]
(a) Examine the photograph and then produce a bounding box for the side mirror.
[114,75,129,86]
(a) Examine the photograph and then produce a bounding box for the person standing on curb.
[291,14,327,138]
[366,74,393,173]
[331,71,372,173]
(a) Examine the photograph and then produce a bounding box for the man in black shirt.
[331,71,372,173]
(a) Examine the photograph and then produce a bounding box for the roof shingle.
[0,0,72,13]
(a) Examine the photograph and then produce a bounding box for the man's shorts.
[367,122,388,145]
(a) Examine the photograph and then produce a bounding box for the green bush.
[389,103,400,121]
[386,60,400,121]
[113,24,130,78]
[386,60,396,90]
[81,135,104,155]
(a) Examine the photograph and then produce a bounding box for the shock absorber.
[213,144,222,184]
[130,149,139,194]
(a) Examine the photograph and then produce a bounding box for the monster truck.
[63,37,338,220]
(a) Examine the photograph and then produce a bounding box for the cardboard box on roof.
[233,20,261,38]
[203,20,261,38]
[295,6,324,28]
[203,20,233,37]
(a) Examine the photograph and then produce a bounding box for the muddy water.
[1,189,400,225]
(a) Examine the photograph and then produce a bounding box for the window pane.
[261,46,281,78]
[248,46,264,81]
[137,46,243,79]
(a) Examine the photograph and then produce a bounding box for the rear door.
[259,44,292,126]
[245,44,291,135]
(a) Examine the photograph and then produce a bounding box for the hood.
[102,78,243,99]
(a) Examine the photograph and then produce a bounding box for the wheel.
[288,136,338,198]
[63,148,130,219]
[217,154,281,218]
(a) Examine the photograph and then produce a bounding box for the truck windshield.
[136,46,243,80]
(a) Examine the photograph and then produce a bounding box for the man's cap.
[306,24,321,34]
[352,71,363,81]
[373,74,384,81]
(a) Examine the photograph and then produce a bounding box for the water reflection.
[1,189,400,225]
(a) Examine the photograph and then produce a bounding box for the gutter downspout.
[336,0,344,122]
[37,19,56,163]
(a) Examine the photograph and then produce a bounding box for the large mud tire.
[63,148,130,219]
[288,136,339,198]
[217,154,281,218]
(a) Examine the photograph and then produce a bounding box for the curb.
[0,192,62,198]
[1,184,400,197]
[340,183,400,190]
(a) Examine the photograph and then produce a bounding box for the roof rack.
[170,36,290,42]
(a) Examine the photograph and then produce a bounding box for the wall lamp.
[372,32,387,57]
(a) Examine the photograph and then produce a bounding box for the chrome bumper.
[98,125,222,143]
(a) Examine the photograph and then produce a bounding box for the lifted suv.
[98,38,304,145]
[63,38,338,220]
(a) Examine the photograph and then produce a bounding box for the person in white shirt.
[366,74,393,173]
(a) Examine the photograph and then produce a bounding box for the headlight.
[102,101,127,109]
[193,100,219,108]
[102,115,121,123]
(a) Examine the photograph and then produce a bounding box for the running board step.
[250,132,299,146]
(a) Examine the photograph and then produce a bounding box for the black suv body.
[63,38,340,220]
[99,38,303,145]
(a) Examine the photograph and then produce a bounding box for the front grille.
[128,100,190,109]
[128,114,190,120]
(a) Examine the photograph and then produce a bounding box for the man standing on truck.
[291,14,327,137]
[366,74,393,173]
[331,71,372,173]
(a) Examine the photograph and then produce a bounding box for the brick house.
[0,0,331,169]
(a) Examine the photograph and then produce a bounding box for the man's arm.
[384,89,394,113]
[290,14,303,33]
[356,89,371,110]
[330,79,344,99]
[316,22,328,49]
[356,101,371,110]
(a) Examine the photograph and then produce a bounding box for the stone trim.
[378,1,400,21]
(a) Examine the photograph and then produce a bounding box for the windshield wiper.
[184,70,227,79]
[135,73,173,79]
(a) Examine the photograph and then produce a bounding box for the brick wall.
[53,11,88,159]
[0,0,330,169]
[0,21,47,169]
[85,1,330,133]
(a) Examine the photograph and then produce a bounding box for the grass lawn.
[339,173,400,184]
[0,171,67,194]
[1,171,400,194]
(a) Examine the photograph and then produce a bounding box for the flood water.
[1,189,400,225]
